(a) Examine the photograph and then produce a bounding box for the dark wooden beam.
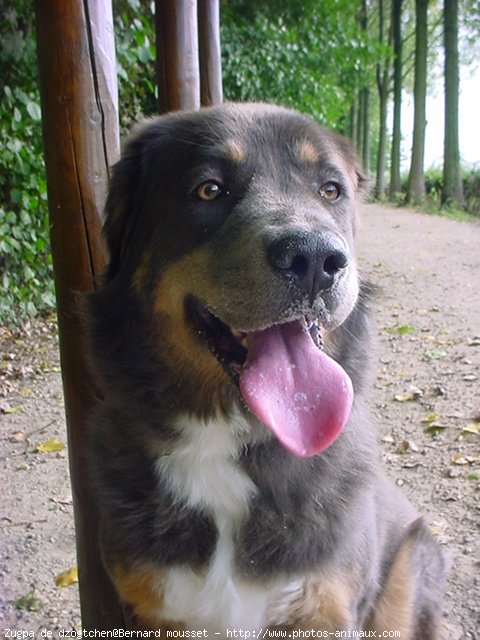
[155,0,201,113]
[34,0,124,627]
[198,0,223,106]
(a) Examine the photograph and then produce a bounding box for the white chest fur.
[155,412,301,633]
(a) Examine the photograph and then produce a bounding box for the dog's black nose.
[268,233,348,297]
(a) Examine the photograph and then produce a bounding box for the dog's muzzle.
[268,232,349,303]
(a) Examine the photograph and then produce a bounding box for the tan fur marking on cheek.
[132,251,151,295]
[296,140,320,165]
[153,250,226,388]
[223,139,247,164]
[366,539,415,638]
[113,563,185,630]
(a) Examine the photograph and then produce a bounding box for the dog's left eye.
[196,181,224,202]
[319,182,341,201]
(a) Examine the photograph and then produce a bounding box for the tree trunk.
[376,89,389,198]
[356,89,364,157]
[358,0,370,176]
[349,103,357,144]
[389,0,403,198]
[375,0,391,199]
[362,87,371,176]
[407,0,428,205]
[442,0,465,207]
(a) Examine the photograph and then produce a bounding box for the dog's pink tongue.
[239,321,353,457]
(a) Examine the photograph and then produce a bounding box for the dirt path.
[1,203,479,638]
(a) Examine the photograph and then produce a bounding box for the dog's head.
[99,103,368,456]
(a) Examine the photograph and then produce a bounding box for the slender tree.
[360,0,370,175]
[356,88,364,157]
[375,0,392,199]
[389,0,403,198]
[442,0,464,206]
[407,0,429,204]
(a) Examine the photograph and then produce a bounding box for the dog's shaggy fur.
[87,103,445,635]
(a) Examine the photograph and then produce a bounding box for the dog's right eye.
[195,181,223,202]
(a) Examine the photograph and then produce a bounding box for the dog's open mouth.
[186,296,353,457]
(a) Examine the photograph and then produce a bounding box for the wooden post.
[155,0,222,113]
[155,0,201,113]
[198,0,223,106]
[35,0,224,627]
[34,0,124,627]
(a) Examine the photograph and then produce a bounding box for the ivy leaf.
[397,325,416,335]
[15,588,43,611]
[26,101,41,120]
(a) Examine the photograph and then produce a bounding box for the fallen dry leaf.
[10,431,27,443]
[19,386,33,397]
[460,423,480,436]
[425,349,448,360]
[430,523,447,536]
[394,386,423,402]
[451,453,479,466]
[394,393,416,402]
[421,413,440,424]
[35,438,65,454]
[1,404,25,415]
[54,566,78,588]
[397,439,419,454]
[424,424,448,435]
[402,461,421,469]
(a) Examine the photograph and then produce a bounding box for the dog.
[87,103,446,636]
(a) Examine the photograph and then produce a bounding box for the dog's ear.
[354,165,370,198]
[103,121,158,279]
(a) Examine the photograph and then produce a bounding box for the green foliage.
[113,0,157,132]
[402,167,480,218]
[221,0,381,131]
[0,4,55,326]
[463,168,480,216]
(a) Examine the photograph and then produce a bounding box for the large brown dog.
[87,103,446,636]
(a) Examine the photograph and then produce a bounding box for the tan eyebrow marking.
[296,140,320,165]
[222,139,247,164]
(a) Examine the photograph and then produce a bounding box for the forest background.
[0,0,479,325]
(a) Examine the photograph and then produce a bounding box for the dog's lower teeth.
[309,321,323,350]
